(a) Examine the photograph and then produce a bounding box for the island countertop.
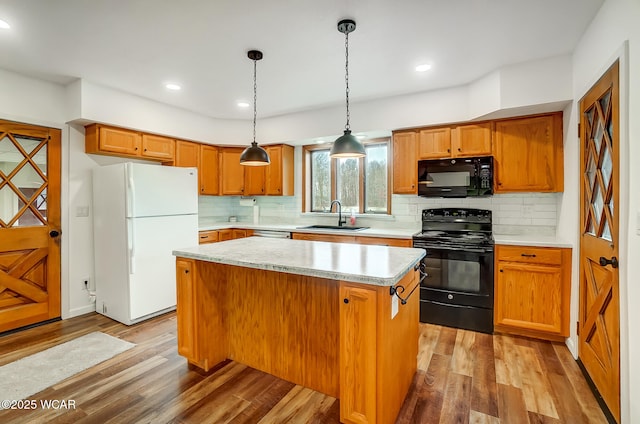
[173,236,425,286]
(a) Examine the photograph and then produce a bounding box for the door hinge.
[576,321,580,336]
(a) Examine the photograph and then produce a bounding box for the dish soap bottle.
[349,208,356,226]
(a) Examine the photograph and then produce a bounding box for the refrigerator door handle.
[128,219,136,275]
[126,164,136,218]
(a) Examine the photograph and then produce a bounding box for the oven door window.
[423,250,487,294]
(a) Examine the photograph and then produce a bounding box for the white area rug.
[0,331,135,400]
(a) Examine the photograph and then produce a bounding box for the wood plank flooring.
[0,312,607,423]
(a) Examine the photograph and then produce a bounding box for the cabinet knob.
[447,148,450,152]
[144,148,147,151]
[458,148,461,152]
[184,269,189,274]
[500,269,503,272]
[343,298,349,304]
[135,147,138,150]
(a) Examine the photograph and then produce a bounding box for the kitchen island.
[173,237,425,424]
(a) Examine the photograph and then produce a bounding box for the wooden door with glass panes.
[0,120,61,333]
[578,61,620,422]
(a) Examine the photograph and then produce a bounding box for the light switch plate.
[76,206,90,217]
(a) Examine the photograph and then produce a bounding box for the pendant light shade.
[331,130,366,158]
[330,19,366,159]
[240,50,270,166]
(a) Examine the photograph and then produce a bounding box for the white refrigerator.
[92,162,198,325]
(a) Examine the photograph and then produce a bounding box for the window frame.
[302,138,391,215]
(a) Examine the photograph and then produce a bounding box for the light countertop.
[173,237,425,286]
[494,234,573,248]
[198,221,419,239]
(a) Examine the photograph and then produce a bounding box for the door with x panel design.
[0,119,61,333]
[578,61,620,422]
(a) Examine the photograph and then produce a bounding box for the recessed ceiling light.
[356,134,366,140]
[415,64,432,72]
[0,19,10,29]
[165,83,181,91]
[237,102,250,108]
[315,139,325,144]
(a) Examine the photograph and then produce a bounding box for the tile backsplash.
[198,192,560,236]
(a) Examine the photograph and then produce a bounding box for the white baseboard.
[66,304,96,319]
[565,337,578,359]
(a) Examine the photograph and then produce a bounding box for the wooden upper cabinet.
[451,122,492,157]
[493,113,564,193]
[418,127,451,159]
[200,145,219,195]
[244,166,266,196]
[220,147,245,195]
[392,131,417,194]
[85,124,176,162]
[175,140,200,168]
[85,124,141,156]
[141,134,175,161]
[265,144,294,196]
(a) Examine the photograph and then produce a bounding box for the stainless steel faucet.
[330,200,347,227]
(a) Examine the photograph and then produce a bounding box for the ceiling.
[0,0,603,121]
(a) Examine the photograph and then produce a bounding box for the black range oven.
[413,208,494,334]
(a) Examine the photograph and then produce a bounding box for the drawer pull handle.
[521,253,537,258]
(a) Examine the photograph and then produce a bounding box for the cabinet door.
[99,126,141,155]
[175,140,200,168]
[495,262,565,336]
[141,134,175,160]
[493,113,563,192]
[452,122,492,157]
[232,229,247,239]
[200,145,219,195]
[266,144,294,195]
[198,230,219,244]
[244,166,266,195]
[291,233,356,243]
[355,236,413,247]
[418,127,451,159]
[220,148,245,195]
[340,283,377,424]
[218,229,233,241]
[392,131,417,194]
[176,259,197,361]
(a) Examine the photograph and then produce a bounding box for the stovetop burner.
[413,208,494,249]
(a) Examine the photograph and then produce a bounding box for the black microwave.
[417,156,493,198]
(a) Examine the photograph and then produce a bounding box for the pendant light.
[330,19,366,158]
[240,50,270,166]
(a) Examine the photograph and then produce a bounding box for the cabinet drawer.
[198,230,219,244]
[355,236,413,247]
[496,245,562,266]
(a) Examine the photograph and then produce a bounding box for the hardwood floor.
[0,312,607,423]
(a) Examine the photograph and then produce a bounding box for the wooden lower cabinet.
[291,232,412,247]
[494,245,571,341]
[340,269,419,424]
[176,259,197,363]
[340,283,378,423]
[198,230,219,244]
[198,228,253,244]
[175,258,419,424]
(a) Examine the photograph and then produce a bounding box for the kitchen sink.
[298,225,369,231]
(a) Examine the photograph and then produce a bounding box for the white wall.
[565,0,640,421]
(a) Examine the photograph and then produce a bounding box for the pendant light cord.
[253,58,258,145]
[344,30,350,132]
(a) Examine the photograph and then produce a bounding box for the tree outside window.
[304,139,390,214]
